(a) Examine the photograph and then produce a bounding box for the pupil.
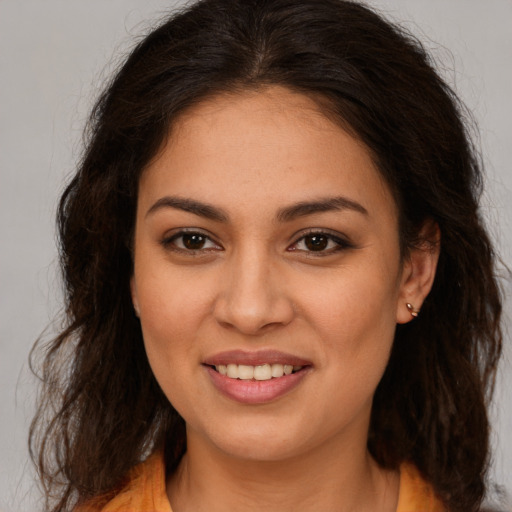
[183,234,205,250]
[305,235,328,251]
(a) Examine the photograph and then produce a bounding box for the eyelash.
[161,229,353,256]
[289,229,353,256]
[161,229,221,254]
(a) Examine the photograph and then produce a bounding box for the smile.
[214,363,303,380]
[203,351,312,404]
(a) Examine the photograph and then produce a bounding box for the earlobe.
[405,302,420,318]
[396,220,440,324]
[130,277,140,317]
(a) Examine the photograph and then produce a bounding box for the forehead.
[139,86,396,222]
[166,87,356,159]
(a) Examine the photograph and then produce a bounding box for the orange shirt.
[78,451,445,512]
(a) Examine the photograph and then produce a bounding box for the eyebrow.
[276,196,368,222]
[146,196,229,222]
[146,195,368,222]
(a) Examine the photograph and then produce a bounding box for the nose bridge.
[214,243,293,334]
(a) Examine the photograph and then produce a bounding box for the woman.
[30,0,503,511]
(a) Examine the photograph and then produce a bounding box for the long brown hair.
[30,1,503,511]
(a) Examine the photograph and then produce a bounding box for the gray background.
[1,1,510,510]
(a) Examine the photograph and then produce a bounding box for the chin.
[201,421,312,462]
[220,437,304,462]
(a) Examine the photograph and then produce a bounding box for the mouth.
[203,349,312,378]
[208,363,305,380]
[203,350,312,404]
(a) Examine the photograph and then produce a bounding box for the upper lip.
[203,349,312,367]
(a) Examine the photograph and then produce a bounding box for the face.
[132,87,415,462]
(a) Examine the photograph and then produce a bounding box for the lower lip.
[205,366,310,404]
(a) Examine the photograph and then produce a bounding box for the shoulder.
[74,451,172,512]
[396,463,446,512]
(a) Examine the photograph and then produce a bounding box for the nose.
[213,249,295,335]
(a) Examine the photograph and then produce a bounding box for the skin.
[131,86,439,512]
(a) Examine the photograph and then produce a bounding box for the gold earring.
[406,303,420,318]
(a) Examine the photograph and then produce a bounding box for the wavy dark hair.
[30,0,503,511]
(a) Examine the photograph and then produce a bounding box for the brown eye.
[162,231,220,253]
[304,234,329,251]
[289,231,351,255]
[182,233,207,250]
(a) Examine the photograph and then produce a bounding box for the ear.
[130,276,140,317]
[396,219,440,324]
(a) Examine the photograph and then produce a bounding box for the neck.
[167,426,399,512]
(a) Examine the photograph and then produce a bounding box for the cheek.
[135,267,211,382]
[301,260,400,374]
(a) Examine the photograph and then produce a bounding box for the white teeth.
[214,363,303,380]
[227,364,238,378]
[238,365,254,380]
[271,363,284,378]
[254,364,271,380]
